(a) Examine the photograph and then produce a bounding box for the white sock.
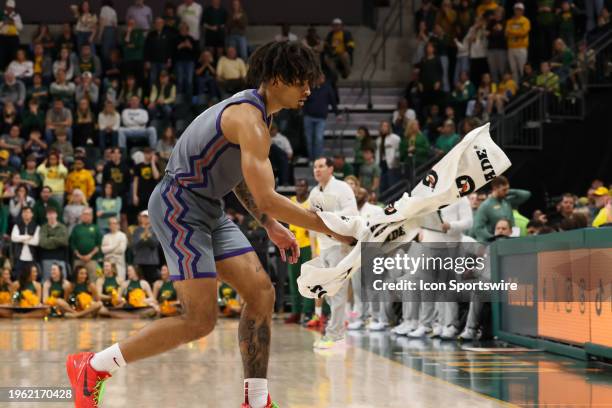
[244,378,268,408]
[90,343,127,373]
[315,306,322,317]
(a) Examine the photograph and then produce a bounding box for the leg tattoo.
[238,311,271,378]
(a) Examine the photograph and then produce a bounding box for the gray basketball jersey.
[165,89,270,199]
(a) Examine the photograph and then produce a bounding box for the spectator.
[99,0,118,63]
[526,219,544,235]
[144,17,173,86]
[392,98,417,136]
[415,0,436,34]
[98,100,120,149]
[227,0,248,61]
[466,15,489,86]
[216,46,247,97]
[45,99,73,144]
[132,147,160,213]
[453,32,470,86]
[269,123,291,185]
[429,24,451,92]
[275,23,298,43]
[27,74,50,110]
[73,44,102,82]
[536,0,556,62]
[11,206,39,278]
[20,155,43,193]
[0,100,18,134]
[132,210,160,285]
[22,98,46,135]
[551,38,575,82]
[303,73,338,162]
[66,157,95,200]
[118,95,157,149]
[492,218,513,240]
[486,7,507,83]
[96,182,121,232]
[161,2,179,33]
[332,154,353,180]
[121,18,146,81]
[33,186,63,225]
[9,184,35,223]
[476,0,498,18]
[38,207,69,281]
[592,187,612,227]
[404,68,423,115]
[0,125,24,168]
[7,49,33,83]
[69,207,101,282]
[456,0,474,36]
[63,188,88,233]
[31,44,53,84]
[177,0,203,41]
[32,23,55,55]
[0,0,22,70]
[155,126,176,170]
[506,3,531,83]
[353,126,374,175]
[472,176,531,242]
[118,74,142,107]
[55,23,77,56]
[536,61,560,97]
[302,26,324,59]
[174,22,199,96]
[419,42,443,107]
[519,62,537,93]
[376,120,401,192]
[102,148,130,221]
[202,0,227,57]
[101,216,127,280]
[37,151,68,205]
[559,212,588,231]
[0,149,13,180]
[325,18,354,79]
[270,123,293,160]
[557,0,577,48]
[0,71,25,109]
[71,0,98,52]
[72,97,96,147]
[147,70,176,121]
[49,69,76,108]
[400,119,431,168]
[126,0,153,31]
[195,50,220,102]
[488,72,517,114]
[53,47,75,82]
[358,147,381,193]
[435,119,459,155]
[75,71,99,106]
[50,127,74,164]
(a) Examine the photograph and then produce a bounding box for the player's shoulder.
[221,102,264,127]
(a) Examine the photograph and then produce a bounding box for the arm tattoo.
[234,181,269,226]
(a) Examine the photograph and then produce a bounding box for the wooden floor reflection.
[0,319,509,408]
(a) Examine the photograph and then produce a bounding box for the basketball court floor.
[1,318,611,407]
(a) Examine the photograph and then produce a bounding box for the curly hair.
[246,41,322,87]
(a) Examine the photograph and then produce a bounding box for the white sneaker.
[367,321,387,331]
[440,325,459,340]
[391,321,414,335]
[313,336,346,349]
[458,327,479,341]
[347,320,364,330]
[408,325,432,338]
[430,325,443,338]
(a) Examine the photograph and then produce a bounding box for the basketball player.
[66,41,353,408]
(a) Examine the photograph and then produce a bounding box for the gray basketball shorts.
[148,176,254,280]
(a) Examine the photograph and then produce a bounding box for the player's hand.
[266,220,300,264]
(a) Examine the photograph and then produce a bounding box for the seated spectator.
[23,130,48,162]
[21,98,46,135]
[33,186,63,225]
[546,193,575,228]
[32,23,56,55]
[12,266,44,312]
[0,149,14,182]
[526,219,544,235]
[49,68,76,108]
[488,71,517,114]
[72,44,102,84]
[69,207,101,282]
[147,70,176,121]
[118,95,157,149]
[9,183,35,223]
[101,216,127,280]
[551,38,576,86]
[102,148,131,221]
[55,23,77,55]
[274,23,298,43]
[536,61,561,97]
[66,157,95,201]
[20,155,43,193]
[1,101,19,135]
[518,62,536,93]
[155,126,176,171]
[63,188,89,233]
[73,98,96,147]
[39,208,69,281]
[103,49,123,86]
[434,119,460,155]
[424,104,444,142]
[118,74,142,107]
[0,72,26,110]
[53,47,75,82]
[27,75,49,111]
[132,148,160,213]
[63,265,103,318]
[11,207,40,277]
[75,71,99,106]
[400,119,431,168]
[195,50,221,103]
[132,210,160,285]
[0,125,24,168]
[98,100,120,149]
[32,44,53,84]
[451,71,476,110]
[559,212,588,231]
[174,22,199,96]
[50,128,74,164]
[45,99,73,144]
[120,264,156,307]
[324,18,354,79]
[490,218,513,241]
[392,98,417,136]
[96,261,125,308]
[144,17,173,86]
[353,126,374,174]
[359,147,381,193]
[3,172,22,200]
[216,46,247,97]
[592,187,612,227]
[37,151,68,205]
[42,263,72,316]
[332,154,353,180]
[96,182,121,232]
[7,49,33,84]
[153,265,180,316]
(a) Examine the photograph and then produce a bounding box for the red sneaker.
[66,352,112,407]
[283,313,301,324]
[241,394,279,408]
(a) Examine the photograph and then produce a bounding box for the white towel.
[298,123,512,299]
